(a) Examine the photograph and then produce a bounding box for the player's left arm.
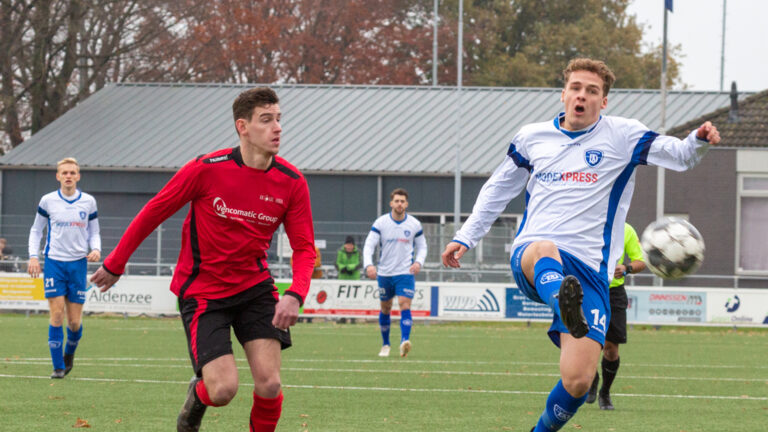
[629,119,721,171]
[410,226,427,275]
[86,198,101,262]
[274,177,315,329]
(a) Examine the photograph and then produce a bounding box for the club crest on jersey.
[404,230,411,237]
[585,150,603,167]
[79,211,86,219]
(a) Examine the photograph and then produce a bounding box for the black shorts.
[605,284,628,345]
[179,280,292,375]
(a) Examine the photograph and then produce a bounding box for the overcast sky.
[627,0,768,92]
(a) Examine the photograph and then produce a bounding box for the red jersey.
[103,147,316,301]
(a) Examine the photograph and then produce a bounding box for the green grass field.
[1,313,766,431]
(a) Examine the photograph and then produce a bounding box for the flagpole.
[454,0,463,228]
[656,0,671,286]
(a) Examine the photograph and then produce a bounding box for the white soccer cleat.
[378,345,391,357]
[399,340,412,357]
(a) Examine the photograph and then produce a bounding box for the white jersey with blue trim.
[363,213,427,277]
[454,114,709,281]
[28,190,101,262]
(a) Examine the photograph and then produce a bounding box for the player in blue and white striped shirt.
[364,188,427,358]
[442,59,720,431]
[28,158,101,379]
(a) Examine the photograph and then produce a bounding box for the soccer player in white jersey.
[364,188,427,358]
[28,158,101,379]
[441,58,721,431]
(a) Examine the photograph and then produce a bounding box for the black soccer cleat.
[64,354,74,376]
[558,275,589,338]
[50,369,65,379]
[586,372,599,404]
[177,376,207,432]
[598,392,615,410]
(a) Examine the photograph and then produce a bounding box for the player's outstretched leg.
[177,377,207,432]
[64,325,83,376]
[586,372,599,404]
[532,257,566,313]
[558,276,588,338]
[533,379,588,431]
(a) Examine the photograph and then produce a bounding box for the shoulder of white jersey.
[80,191,97,202]
[406,214,423,227]
[38,190,61,206]
[373,213,391,225]
[601,115,648,131]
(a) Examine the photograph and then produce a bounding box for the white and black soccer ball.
[640,217,705,280]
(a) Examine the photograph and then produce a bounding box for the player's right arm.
[363,222,380,279]
[444,147,530,268]
[91,160,202,291]
[27,201,48,278]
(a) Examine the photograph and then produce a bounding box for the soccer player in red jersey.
[90,87,316,432]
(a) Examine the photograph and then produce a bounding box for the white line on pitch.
[3,361,766,383]
[0,373,765,401]
[6,356,767,369]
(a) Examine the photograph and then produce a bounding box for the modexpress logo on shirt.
[213,197,278,225]
[534,171,598,184]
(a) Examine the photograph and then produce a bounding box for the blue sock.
[534,257,565,314]
[65,325,83,356]
[379,312,391,346]
[534,379,587,431]
[400,309,412,342]
[48,325,65,370]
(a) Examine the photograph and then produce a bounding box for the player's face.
[390,194,408,216]
[561,70,607,131]
[238,104,282,156]
[56,163,80,191]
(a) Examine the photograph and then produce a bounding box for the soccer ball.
[640,217,705,280]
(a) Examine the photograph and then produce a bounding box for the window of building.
[737,175,768,274]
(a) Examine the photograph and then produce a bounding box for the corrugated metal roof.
[0,83,755,175]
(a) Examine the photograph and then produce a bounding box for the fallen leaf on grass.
[73,417,91,428]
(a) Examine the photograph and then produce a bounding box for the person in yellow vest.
[586,222,646,410]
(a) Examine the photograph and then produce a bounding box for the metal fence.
[3,214,766,288]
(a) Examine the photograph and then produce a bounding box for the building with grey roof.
[1,83,765,285]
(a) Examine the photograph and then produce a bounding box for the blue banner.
[505,288,553,320]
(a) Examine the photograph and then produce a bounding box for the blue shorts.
[511,243,610,347]
[43,257,88,304]
[377,274,416,301]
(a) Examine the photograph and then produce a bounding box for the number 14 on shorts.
[590,309,606,331]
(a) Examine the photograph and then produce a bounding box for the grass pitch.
[0,313,766,431]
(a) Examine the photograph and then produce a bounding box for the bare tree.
[0,0,198,152]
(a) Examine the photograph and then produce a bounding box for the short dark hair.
[390,188,408,200]
[563,58,616,96]
[232,87,279,132]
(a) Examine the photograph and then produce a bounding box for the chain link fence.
[3,214,766,288]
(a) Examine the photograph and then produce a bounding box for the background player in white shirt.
[441,58,720,432]
[364,188,427,357]
[28,157,101,378]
